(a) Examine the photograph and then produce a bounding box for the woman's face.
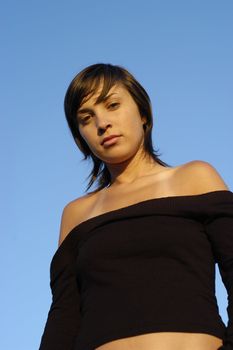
[77,83,147,164]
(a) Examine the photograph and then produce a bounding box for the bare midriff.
[95,332,223,350]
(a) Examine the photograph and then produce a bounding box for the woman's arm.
[38,203,83,350]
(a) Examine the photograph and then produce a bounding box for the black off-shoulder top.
[38,190,233,350]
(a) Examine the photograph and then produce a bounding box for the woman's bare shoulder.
[58,191,98,247]
[176,159,229,193]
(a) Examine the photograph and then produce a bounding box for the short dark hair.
[64,63,171,194]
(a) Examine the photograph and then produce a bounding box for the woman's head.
[64,63,170,193]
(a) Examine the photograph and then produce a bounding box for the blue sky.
[2,1,233,349]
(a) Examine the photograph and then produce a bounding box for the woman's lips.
[102,136,121,146]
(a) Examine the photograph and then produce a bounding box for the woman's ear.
[141,116,147,128]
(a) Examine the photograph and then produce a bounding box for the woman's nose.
[96,113,112,133]
[97,122,112,135]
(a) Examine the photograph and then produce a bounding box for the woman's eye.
[80,115,91,124]
[108,102,119,109]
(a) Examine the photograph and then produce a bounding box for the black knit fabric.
[38,190,233,350]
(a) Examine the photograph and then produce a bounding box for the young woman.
[39,63,233,350]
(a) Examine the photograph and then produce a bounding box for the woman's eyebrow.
[77,93,119,115]
[96,92,118,104]
[77,107,92,116]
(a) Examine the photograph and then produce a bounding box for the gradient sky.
[2,1,233,349]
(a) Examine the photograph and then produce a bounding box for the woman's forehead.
[80,83,126,107]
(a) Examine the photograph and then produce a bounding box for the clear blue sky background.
[2,1,233,349]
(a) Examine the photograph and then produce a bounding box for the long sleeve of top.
[38,190,233,350]
[203,192,233,350]
[38,234,82,350]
